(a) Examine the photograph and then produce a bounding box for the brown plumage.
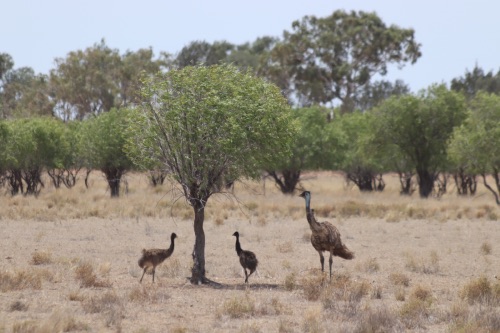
[299,191,354,279]
[233,231,258,284]
[138,232,177,283]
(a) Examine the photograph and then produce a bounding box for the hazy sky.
[2,0,498,92]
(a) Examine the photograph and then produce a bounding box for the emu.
[299,191,354,279]
[138,232,177,283]
[232,231,258,284]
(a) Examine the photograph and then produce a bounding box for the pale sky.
[2,0,498,92]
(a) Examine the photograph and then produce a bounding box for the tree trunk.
[482,171,500,206]
[346,167,375,192]
[453,169,477,196]
[190,203,206,284]
[417,169,434,198]
[22,168,44,196]
[267,170,301,194]
[398,171,415,195]
[7,169,24,195]
[102,167,124,197]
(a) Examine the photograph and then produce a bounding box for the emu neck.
[165,237,175,257]
[235,237,243,256]
[304,194,321,230]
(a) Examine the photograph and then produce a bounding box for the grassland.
[0,171,499,332]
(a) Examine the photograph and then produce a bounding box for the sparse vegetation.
[389,272,411,287]
[480,241,492,255]
[1,172,500,332]
[74,261,111,288]
[31,250,52,265]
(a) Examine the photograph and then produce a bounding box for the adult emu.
[138,232,177,283]
[232,231,258,283]
[299,191,354,279]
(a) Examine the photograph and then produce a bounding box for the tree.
[448,92,500,205]
[267,106,343,194]
[266,10,421,110]
[174,40,234,68]
[334,111,386,192]
[80,108,135,197]
[371,85,467,198]
[47,121,84,189]
[0,65,54,119]
[3,117,66,195]
[451,65,500,100]
[126,64,295,285]
[50,40,166,121]
[355,79,410,111]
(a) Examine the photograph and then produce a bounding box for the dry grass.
[480,241,492,255]
[30,250,52,265]
[0,268,48,292]
[74,261,111,288]
[389,272,411,287]
[1,171,500,332]
[460,276,500,305]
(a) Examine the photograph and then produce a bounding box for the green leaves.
[80,108,134,171]
[449,92,500,174]
[126,64,296,202]
[269,10,421,110]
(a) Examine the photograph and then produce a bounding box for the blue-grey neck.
[304,192,311,211]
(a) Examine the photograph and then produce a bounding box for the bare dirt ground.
[0,172,499,332]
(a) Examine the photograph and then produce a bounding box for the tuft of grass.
[276,241,293,253]
[68,290,85,302]
[460,276,500,305]
[284,272,296,291]
[0,269,43,292]
[399,285,434,328]
[302,307,324,333]
[279,319,295,333]
[395,287,405,301]
[74,261,111,288]
[31,250,53,265]
[361,257,380,273]
[82,291,124,328]
[410,284,433,302]
[128,285,170,303]
[11,309,88,333]
[217,293,256,319]
[404,251,439,274]
[389,272,410,287]
[480,241,492,255]
[301,270,328,301]
[9,300,29,312]
[158,258,183,278]
[371,284,383,299]
[353,306,399,333]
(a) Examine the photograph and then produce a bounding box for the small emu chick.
[233,232,258,284]
[138,232,177,283]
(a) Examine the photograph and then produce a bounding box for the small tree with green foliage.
[267,106,343,194]
[334,111,386,192]
[371,85,467,197]
[126,64,296,285]
[448,92,500,205]
[80,108,135,197]
[3,118,65,195]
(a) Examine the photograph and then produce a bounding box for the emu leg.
[140,268,147,283]
[244,269,249,283]
[318,251,325,272]
[247,269,255,282]
[329,252,333,280]
[152,268,156,283]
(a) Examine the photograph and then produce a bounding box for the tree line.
[0,10,499,205]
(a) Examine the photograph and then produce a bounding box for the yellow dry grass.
[0,171,499,332]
